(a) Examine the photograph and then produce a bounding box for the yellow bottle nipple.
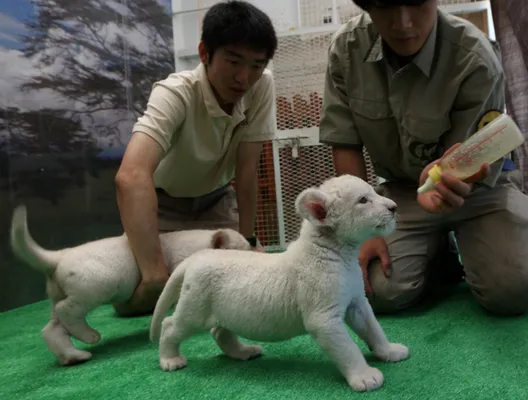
[417,164,443,194]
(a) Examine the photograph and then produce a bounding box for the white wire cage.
[172,0,496,251]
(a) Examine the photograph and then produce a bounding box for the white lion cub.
[10,205,251,366]
[149,174,409,392]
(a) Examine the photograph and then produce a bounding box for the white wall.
[171,0,305,72]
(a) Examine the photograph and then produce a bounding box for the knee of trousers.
[367,257,428,314]
[468,268,528,317]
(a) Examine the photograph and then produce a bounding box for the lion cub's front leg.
[304,313,385,392]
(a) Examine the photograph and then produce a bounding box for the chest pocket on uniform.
[348,98,400,176]
[401,115,451,170]
[348,99,397,143]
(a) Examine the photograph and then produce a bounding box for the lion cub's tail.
[10,205,62,275]
[149,263,187,343]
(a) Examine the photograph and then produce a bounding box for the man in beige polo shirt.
[113,1,278,316]
[320,0,528,316]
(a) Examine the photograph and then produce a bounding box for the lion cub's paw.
[229,344,263,361]
[160,355,188,371]
[59,349,92,366]
[76,329,101,345]
[373,343,409,362]
[347,366,384,392]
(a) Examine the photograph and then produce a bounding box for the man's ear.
[295,188,332,226]
[198,41,209,64]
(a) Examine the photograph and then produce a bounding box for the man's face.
[368,0,438,57]
[199,42,268,105]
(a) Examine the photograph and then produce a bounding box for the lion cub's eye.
[358,196,368,204]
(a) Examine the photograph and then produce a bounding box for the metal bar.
[172,6,210,16]
[272,139,287,251]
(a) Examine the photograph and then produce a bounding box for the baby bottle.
[417,113,525,194]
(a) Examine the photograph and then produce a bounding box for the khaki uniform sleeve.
[319,35,362,147]
[240,71,277,143]
[444,59,506,188]
[132,82,186,153]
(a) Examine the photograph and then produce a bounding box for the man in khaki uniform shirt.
[113,1,278,316]
[320,0,528,316]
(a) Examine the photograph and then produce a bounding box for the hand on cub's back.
[114,263,169,317]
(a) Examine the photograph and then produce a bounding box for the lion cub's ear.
[212,230,228,249]
[295,188,332,227]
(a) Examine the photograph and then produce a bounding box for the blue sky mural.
[0,0,172,50]
[0,0,175,159]
[0,0,33,50]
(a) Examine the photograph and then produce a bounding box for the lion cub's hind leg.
[211,327,263,361]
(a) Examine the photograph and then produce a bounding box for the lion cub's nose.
[388,205,397,214]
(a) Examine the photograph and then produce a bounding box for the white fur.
[149,174,409,392]
[9,205,251,366]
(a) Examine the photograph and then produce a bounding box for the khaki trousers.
[368,169,528,316]
[156,184,239,233]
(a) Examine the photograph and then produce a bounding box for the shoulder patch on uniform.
[477,110,501,131]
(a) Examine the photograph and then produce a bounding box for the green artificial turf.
[1,284,527,400]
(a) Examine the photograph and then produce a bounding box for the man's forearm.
[235,172,258,239]
[115,173,165,278]
[332,146,367,180]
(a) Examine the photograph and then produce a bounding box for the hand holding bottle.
[417,113,524,214]
[417,143,490,213]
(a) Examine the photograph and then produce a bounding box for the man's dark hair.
[353,0,430,11]
[201,0,278,61]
